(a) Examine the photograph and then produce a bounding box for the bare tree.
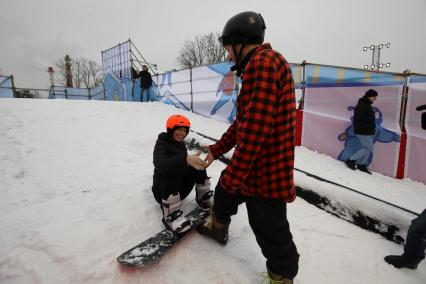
[177,32,226,68]
[54,59,67,86]
[88,60,103,86]
[55,56,103,88]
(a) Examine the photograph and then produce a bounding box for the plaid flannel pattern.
[210,43,296,202]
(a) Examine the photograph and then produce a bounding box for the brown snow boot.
[196,211,229,245]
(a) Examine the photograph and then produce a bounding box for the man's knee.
[212,182,240,224]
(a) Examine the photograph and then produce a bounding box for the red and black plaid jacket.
[210,43,296,202]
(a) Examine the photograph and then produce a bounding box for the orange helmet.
[166,114,191,132]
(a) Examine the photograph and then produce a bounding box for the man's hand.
[201,145,215,168]
[186,152,207,170]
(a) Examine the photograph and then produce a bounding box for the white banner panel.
[101,41,131,79]
[404,76,426,184]
[157,69,191,111]
[192,62,236,124]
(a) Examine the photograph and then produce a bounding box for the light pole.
[363,43,391,71]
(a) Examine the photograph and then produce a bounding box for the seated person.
[152,114,213,234]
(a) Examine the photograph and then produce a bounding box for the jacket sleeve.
[153,141,187,173]
[220,57,279,191]
[209,120,237,158]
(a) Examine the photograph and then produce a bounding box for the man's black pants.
[213,179,299,279]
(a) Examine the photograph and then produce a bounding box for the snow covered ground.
[0,98,425,284]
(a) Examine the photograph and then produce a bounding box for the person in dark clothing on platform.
[197,11,299,284]
[139,65,153,102]
[384,209,426,269]
[152,114,213,234]
[344,89,378,174]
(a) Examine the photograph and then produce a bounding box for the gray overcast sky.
[1,0,425,89]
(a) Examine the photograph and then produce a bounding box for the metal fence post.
[399,70,411,128]
[300,60,307,110]
[190,67,193,112]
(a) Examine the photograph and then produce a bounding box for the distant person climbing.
[139,65,153,102]
[344,89,378,174]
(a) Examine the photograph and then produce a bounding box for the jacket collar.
[233,43,272,77]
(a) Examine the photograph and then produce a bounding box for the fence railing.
[2,61,425,185]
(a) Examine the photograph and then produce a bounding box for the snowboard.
[116,206,209,267]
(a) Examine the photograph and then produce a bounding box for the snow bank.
[0,99,425,283]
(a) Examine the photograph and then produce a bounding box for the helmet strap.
[231,44,258,77]
[230,44,246,77]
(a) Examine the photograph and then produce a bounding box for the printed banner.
[155,69,191,111]
[0,75,14,98]
[305,64,404,87]
[104,69,126,101]
[303,65,403,177]
[404,75,426,184]
[192,62,237,124]
[290,63,303,89]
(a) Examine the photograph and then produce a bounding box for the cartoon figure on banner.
[337,105,400,166]
[208,64,241,123]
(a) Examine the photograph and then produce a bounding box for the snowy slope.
[0,99,425,284]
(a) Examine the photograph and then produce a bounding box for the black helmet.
[219,11,266,45]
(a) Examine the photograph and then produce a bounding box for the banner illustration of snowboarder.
[207,64,240,123]
[338,106,400,166]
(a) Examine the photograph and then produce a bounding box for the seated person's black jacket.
[152,132,188,192]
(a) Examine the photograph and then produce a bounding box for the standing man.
[139,64,152,102]
[344,89,378,174]
[197,11,299,284]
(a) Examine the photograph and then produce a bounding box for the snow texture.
[0,98,425,283]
